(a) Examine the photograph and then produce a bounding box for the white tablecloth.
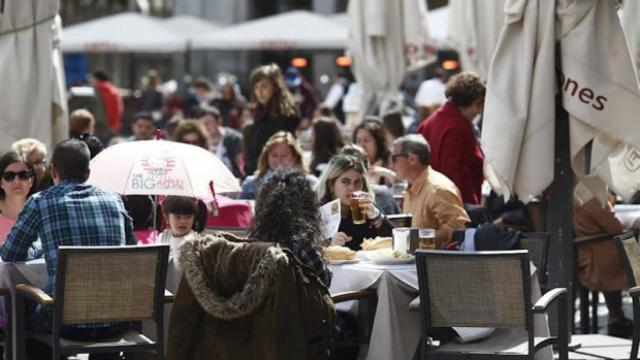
[0,259,48,360]
[328,260,553,360]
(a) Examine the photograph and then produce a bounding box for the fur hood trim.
[178,234,289,320]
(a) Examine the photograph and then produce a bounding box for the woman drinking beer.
[316,154,393,250]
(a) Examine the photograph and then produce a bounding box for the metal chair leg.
[631,297,640,360]
[591,290,599,334]
[580,286,589,333]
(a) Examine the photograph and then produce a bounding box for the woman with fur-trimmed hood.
[167,167,335,359]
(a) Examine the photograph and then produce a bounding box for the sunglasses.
[2,171,32,182]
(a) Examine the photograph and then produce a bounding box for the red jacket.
[417,101,484,205]
[95,80,124,133]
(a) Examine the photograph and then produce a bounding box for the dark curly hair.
[250,167,322,249]
[445,71,486,108]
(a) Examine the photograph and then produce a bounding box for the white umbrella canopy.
[482,0,640,203]
[348,0,436,117]
[446,0,505,77]
[87,140,241,196]
[161,15,223,42]
[0,0,68,151]
[191,10,347,50]
[622,0,640,72]
[61,12,186,53]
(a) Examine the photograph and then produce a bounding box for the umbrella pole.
[547,66,574,339]
[153,194,158,243]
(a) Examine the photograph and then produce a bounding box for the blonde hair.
[69,109,95,135]
[250,63,297,117]
[316,154,374,204]
[11,138,47,159]
[255,131,304,177]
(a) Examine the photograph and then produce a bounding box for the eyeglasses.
[390,153,409,163]
[2,171,32,182]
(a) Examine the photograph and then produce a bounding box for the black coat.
[339,213,394,251]
[244,108,300,175]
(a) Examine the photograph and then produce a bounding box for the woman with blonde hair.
[244,63,300,175]
[316,154,393,250]
[11,138,49,191]
[240,131,317,200]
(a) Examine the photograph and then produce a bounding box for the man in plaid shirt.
[1,139,136,346]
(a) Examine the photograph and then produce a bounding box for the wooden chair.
[16,245,172,360]
[614,232,640,359]
[330,289,377,354]
[415,249,568,359]
[386,213,412,228]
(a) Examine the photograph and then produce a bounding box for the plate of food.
[323,245,358,264]
[365,249,415,265]
[328,259,359,265]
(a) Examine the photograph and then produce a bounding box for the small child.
[160,196,207,267]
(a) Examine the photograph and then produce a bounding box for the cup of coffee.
[418,228,436,249]
[350,192,367,225]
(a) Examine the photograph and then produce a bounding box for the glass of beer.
[350,192,367,225]
[419,229,436,249]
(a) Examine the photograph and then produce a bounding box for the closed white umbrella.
[0,0,68,150]
[61,12,186,53]
[191,11,347,50]
[482,0,640,203]
[622,0,640,72]
[348,0,436,118]
[447,0,505,77]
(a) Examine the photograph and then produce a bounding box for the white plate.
[328,259,359,265]
[371,257,415,265]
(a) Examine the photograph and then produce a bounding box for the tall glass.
[419,228,436,249]
[350,192,367,225]
[393,227,410,253]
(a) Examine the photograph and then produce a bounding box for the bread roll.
[361,237,392,250]
[324,246,357,260]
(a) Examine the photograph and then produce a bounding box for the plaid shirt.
[291,234,332,287]
[1,179,136,296]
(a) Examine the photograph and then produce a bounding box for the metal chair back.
[55,245,168,325]
[416,250,532,329]
[519,232,550,285]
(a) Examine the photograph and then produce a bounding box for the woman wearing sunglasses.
[0,151,36,244]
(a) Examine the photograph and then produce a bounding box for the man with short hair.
[391,134,469,247]
[2,139,136,342]
[197,106,244,178]
[129,111,156,141]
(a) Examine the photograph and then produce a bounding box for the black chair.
[16,245,172,360]
[415,249,568,359]
[519,232,550,288]
[0,287,11,360]
[614,232,640,359]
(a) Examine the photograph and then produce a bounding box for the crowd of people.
[2,61,639,358]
